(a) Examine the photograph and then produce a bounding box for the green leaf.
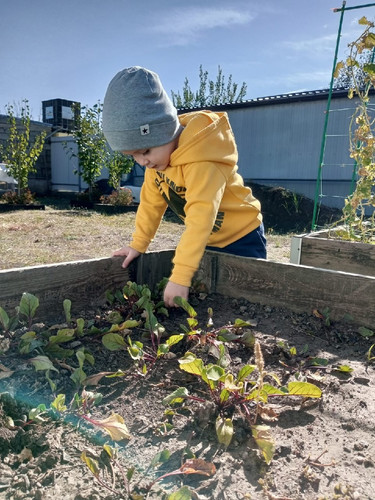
[287,381,322,398]
[0,306,10,330]
[19,292,39,321]
[30,355,58,372]
[333,61,344,78]
[48,328,75,344]
[44,343,74,358]
[45,370,57,392]
[215,416,233,447]
[103,444,115,459]
[173,296,197,317]
[121,319,141,329]
[309,357,329,366]
[178,352,204,377]
[240,330,255,348]
[205,364,225,381]
[76,318,85,336]
[70,367,86,387]
[237,364,256,383]
[102,333,126,351]
[63,299,72,323]
[157,343,169,356]
[358,326,374,338]
[167,486,195,500]
[51,394,67,412]
[363,63,375,75]
[162,387,189,406]
[166,334,184,347]
[126,466,135,482]
[81,451,100,477]
[251,425,275,464]
[150,449,171,468]
[358,15,370,25]
[234,318,256,327]
[29,404,47,422]
[333,365,354,373]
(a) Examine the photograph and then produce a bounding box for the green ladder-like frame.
[311,1,375,230]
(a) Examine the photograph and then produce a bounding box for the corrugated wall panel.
[227,96,357,182]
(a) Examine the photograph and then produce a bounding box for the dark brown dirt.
[248,184,342,233]
[0,289,374,500]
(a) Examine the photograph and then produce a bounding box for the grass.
[0,197,292,270]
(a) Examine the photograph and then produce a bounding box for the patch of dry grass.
[0,205,291,270]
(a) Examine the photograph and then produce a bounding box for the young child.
[102,66,266,307]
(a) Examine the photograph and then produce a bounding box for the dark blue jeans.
[206,223,267,259]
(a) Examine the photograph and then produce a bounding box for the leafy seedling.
[174,296,256,351]
[0,305,19,338]
[164,340,321,462]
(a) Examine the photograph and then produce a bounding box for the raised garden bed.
[0,252,374,499]
[290,227,375,277]
[0,203,45,212]
[93,203,138,214]
[69,199,138,213]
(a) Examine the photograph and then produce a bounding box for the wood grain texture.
[1,250,374,328]
[198,251,375,328]
[299,236,375,276]
[0,257,134,321]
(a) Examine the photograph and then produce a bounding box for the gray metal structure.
[180,89,358,210]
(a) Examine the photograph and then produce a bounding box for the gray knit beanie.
[102,66,182,151]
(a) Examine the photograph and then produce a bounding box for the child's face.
[122,139,177,172]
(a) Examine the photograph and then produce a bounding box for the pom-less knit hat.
[102,66,182,151]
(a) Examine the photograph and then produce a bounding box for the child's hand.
[112,246,141,269]
[163,281,189,308]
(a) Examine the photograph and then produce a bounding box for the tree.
[67,102,109,200]
[107,152,134,190]
[0,100,46,197]
[171,65,247,109]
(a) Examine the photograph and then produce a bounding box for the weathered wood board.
[0,258,134,320]
[290,230,375,277]
[197,252,375,328]
[1,250,374,328]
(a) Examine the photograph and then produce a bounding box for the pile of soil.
[0,291,374,499]
[249,184,342,233]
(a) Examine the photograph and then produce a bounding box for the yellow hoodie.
[129,110,262,287]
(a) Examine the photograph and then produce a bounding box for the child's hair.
[102,66,182,152]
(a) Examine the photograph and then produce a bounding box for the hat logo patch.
[140,124,150,135]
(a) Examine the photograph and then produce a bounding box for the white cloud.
[283,34,337,53]
[151,7,255,46]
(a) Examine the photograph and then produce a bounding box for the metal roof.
[177,88,355,113]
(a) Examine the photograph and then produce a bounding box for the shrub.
[100,188,133,206]
[1,189,36,205]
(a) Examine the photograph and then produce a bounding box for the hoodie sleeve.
[129,169,168,253]
[169,160,230,286]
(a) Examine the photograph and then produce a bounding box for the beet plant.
[164,340,322,464]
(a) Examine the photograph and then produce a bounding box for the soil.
[247,184,342,234]
[0,289,374,500]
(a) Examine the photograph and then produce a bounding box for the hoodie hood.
[171,111,238,168]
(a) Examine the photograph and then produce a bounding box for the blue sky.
[1,0,374,120]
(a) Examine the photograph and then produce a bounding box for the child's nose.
[134,155,148,167]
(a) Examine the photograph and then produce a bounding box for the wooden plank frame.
[0,249,374,328]
[290,229,375,277]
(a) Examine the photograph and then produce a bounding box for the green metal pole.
[333,2,375,12]
[311,1,346,231]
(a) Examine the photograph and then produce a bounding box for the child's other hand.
[163,281,189,308]
[112,246,141,269]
